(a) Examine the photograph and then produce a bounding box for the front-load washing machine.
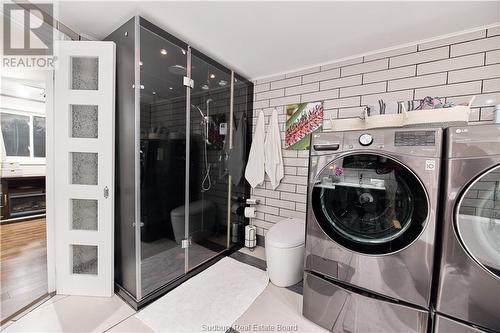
[435,124,500,333]
[303,127,443,332]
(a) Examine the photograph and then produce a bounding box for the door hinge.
[104,186,109,199]
[181,237,191,248]
[133,221,145,227]
[183,76,194,89]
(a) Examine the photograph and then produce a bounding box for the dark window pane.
[1,113,30,157]
[33,116,46,157]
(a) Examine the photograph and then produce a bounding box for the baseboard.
[257,234,265,247]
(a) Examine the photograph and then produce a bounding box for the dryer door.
[455,164,500,279]
[311,153,428,255]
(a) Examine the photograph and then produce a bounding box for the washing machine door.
[455,164,500,279]
[311,153,429,255]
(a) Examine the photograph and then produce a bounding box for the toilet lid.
[171,200,215,217]
[265,218,305,249]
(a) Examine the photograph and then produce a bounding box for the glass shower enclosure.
[106,16,253,308]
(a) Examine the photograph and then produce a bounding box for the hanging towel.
[265,108,284,190]
[245,110,265,188]
[228,113,247,185]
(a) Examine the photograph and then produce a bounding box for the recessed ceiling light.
[201,84,209,90]
[139,61,143,66]
[140,85,144,90]
[169,87,173,90]
[218,80,227,86]
[210,73,215,79]
[160,49,167,55]
[181,49,186,55]
[152,91,156,95]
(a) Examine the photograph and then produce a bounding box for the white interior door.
[53,41,115,297]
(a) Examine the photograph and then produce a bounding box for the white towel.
[245,110,265,188]
[265,108,284,190]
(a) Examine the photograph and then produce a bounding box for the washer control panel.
[394,131,436,146]
[359,133,373,146]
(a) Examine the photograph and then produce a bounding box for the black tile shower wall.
[249,25,500,239]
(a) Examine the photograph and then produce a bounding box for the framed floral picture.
[285,101,324,150]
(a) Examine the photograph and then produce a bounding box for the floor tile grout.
[102,312,137,333]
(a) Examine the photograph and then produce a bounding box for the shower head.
[206,98,214,105]
[191,104,206,120]
[191,104,210,145]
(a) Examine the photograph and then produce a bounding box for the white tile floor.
[2,247,323,333]
[2,294,135,332]
[233,283,327,333]
[238,246,266,261]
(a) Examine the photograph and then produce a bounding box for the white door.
[53,41,115,296]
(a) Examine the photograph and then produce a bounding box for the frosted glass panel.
[71,57,98,90]
[71,199,98,230]
[71,105,98,138]
[72,245,97,275]
[71,152,98,185]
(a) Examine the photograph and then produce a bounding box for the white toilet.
[265,218,305,287]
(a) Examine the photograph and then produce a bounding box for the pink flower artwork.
[285,101,324,150]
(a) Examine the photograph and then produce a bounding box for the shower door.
[187,51,232,270]
[139,25,189,297]
[110,17,252,303]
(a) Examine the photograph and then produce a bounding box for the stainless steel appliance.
[434,315,489,333]
[435,124,500,333]
[303,128,443,332]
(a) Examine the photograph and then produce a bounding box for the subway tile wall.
[250,25,500,240]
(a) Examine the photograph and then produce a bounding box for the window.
[33,116,46,157]
[1,111,46,160]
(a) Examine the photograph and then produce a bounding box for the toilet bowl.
[265,218,305,287]
[171,200,216,244]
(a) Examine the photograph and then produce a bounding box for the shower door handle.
[103,186,109,199]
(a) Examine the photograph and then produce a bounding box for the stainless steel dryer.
[303,127,443,333]
[435,124,500,333]
[434,315,489,333]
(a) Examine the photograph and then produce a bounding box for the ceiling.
[139,26,233,103]
[57,1,500,80]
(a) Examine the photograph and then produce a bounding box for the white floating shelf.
[328,97,474,131]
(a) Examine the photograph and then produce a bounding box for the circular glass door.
[456,165,500,279]
[311,153,428,254]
